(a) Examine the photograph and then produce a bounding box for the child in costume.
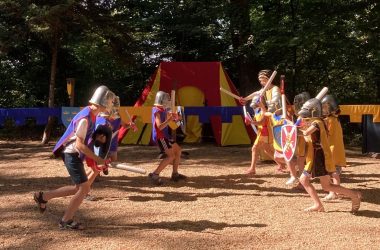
[293,92,311,177]
[95,96,137,163]
[257,71,297,185]
[149,91,186,185]
[244,95,285,175]
[321,95,346,201]
[298,98,361,213]
[33,86,115,229]
[265,110,299,185]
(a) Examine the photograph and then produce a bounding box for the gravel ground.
[0,141,379,250]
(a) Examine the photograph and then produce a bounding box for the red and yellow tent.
[119,62,252,146]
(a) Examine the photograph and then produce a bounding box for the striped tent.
[118,61,252,146]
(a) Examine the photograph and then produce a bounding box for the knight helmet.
[293,92,311,115]
[154,91,171,108]
[89,85,115,109]
[298,98,322,118]
[321,94,339,116]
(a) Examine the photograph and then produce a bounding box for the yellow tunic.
[324,115,346,167]
[296,134,306,157]
[304,119,335,175]
[253,110,272,145]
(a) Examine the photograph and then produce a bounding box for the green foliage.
[0,0,379,108]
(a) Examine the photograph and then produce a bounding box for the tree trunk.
[41,36,58,144]
[229,0,258,96]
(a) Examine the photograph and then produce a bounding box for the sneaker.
[286,176,298,185]
[148,173,163,186]
[171,172,187,182]
[59,219,85,230]
[322,193,338,201]
[85,194,97,201]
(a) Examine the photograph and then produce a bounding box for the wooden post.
[66,78,75,107]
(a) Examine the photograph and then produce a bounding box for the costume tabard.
[53,106,95,159]
[304,118,336,177]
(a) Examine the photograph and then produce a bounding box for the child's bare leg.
[246,143,261,174]
[153,148,175,174]
[297,156,305,176]
[319,175,361,213]
[38,185,79,210]
[320,175,353,197]
[262,143,285,171]
[171,143,182,173]
[62,181,91,222]
[300,173,324,212]
[323,173,341,200]
[287,160,298,178]
[285,159,299,185]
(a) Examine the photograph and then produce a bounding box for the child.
[265,110,299,185]
[298,98,361,213]
[33,85,115,229]
[293,92,311,178]
[96,96,137,163]
[149,91,186,185]
[257,69,281,113]
[244,95,286,175]
[321,95,346,201]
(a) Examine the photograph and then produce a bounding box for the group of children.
[243,70,361,213]
[33,72,361,230]
[33,86,186,230]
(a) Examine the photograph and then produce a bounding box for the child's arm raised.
[155,112,174,131]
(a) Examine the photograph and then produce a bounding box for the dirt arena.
[1,140,379,249]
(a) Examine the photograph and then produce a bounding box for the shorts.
[63,152,88,185]
[157,138,172,152]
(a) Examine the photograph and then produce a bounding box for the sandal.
[59,219,85,230]
[33,191,47,213]
[351,192,362,214]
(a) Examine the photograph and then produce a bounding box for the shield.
[168,106,186,134]
[272,125,283,152]
[91,124,113,159]
[281,124,297,162]
[61,107,80,128]
[177,106,186,134]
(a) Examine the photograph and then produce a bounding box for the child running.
[244,95,286,175]
[298,97,361,213]
[148,91,187,185]
[33,85,115,229]
[321,94,347,201]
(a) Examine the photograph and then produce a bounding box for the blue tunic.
[53,106,94,159]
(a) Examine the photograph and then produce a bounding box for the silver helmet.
[154,91,171,108]
[298,98,322,118]
[293,92,311,115]
[89,85,115,109]
[249,95,261,109]
[321,95,339,116]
